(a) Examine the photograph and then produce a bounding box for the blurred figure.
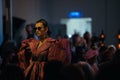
[96,50,120,80]
[83,31,91,50]
[107,45,116,55]
[60,64,85,80]
[25,24,34,39]
[74,61,95,80]
[1,64,25,80]
[25,23,38,40]
[5,49,18,65]
[98,45,117,70]
[97,46,107,64]
[0,40,18,65]
[84,49,99,76]
[100,45,116,64]
[71,33,87,63]
[43,60,64,80]
[105,45,116,62]
[91,35,99,49]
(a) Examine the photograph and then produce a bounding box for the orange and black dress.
[17,37,55,80]
[17,37,72,80]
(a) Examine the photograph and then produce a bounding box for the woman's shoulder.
[21,38,38,44]
[46,37,56,42]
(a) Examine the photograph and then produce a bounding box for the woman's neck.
[39,35,48,42]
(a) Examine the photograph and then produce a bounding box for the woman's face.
[35,22,48,37]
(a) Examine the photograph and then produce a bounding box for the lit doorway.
[60,18,92,38]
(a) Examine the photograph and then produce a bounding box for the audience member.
[60,64,85,80]
[1,64,25,80]
[84,49,99,76]
[96,50,120,80]
[74,61,95,80]
[43,60,64,80]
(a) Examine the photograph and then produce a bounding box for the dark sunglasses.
[34,27,43,31]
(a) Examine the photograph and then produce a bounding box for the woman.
[17,19,71,80]
[84,49,99,76]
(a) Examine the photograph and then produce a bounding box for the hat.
[108,45,116,51]
[84,49,98,60]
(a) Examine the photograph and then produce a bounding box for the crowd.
[0,18,120,80]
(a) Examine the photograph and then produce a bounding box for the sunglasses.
[34,27,43,31]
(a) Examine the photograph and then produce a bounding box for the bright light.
[60,18,92,38]
[68,34,72,38]
[69,12,82,18]
[118,43,120,49]
[117,34,120,39]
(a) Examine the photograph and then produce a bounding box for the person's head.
[71,33,80,46]
[34,19,50,38]
[60,64,85,80]
[83,31,91,40]
[84,49,98,65]
[25,24,34,34]
[74,61,95,80]
[107,45,116,54]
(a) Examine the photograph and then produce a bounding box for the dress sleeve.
[17,39,30,70]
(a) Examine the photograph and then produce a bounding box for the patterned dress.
[17,37,55,80]
[17,37,72,80]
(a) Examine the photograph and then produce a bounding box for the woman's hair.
[36,19,51,36]
[36,19,48,28]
